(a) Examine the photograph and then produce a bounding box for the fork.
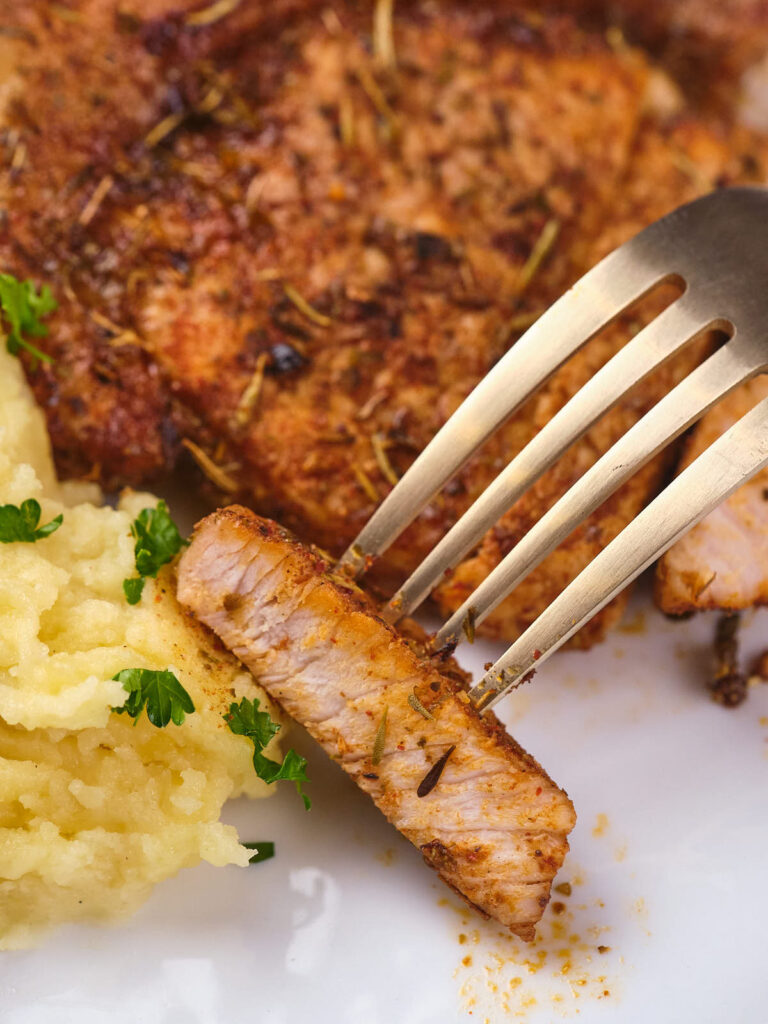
[338,186,768,711]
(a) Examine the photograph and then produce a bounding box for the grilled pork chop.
[655,377,768,616]
[2,0,768,646]
[177,506,576,940]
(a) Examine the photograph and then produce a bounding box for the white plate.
[2,574,767,1024]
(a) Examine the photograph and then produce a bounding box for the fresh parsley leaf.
[122,577,145,605]
[0,273,57,365]
[225,697,311,809]
[242,841,275,864]
[0,499,63,543]
[112,668,195,728]
[123,500,187,603]
[226,696,281,747]
[132,500,186,575]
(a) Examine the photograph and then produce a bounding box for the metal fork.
[338,187,768,711]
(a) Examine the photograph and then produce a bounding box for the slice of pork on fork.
[340,187,768,708]
[178,509,576,941]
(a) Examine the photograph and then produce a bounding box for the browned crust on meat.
[419,840,493,919]
[178,505,576,940]
[3,1,768,642]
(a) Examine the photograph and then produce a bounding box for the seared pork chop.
[2,0,768,646]
[177,506,576,940]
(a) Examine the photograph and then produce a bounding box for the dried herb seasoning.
[372,706,388,765]
[407,692,434,720]
[417,744,456,798]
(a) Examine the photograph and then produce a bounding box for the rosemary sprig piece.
[417,745,456,798]
[461,607,476,644]
[233,352,269,428]
[373,0,397,69]
[371,433,398,486]
[185,0,241,27]
[79,174,114,227]
[283,284,332,327]
[354,65,399,139]
[339,93,356,147]
[144,111,185,149]
[407,692,434,720]
[353,463,380,503]
[182,438,239,492]
[516,218,560,295]
[372,706,388,765]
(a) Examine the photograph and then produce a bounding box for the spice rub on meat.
[2,0,768,647]
[556,0,768,109]
[177,506,576,940]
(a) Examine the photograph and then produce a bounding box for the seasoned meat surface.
[177,505,576,940]
[2,0,768,645]
[559,0,768,108]
[655,377,768,616]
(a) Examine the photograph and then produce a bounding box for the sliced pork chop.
[177,506,576,940]
[655,376,768,615]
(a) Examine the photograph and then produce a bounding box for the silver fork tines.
[433,334,761,653]
[340,187,768,710]
[468,395,768,709]
[389,295,721,629]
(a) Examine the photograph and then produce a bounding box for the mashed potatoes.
[0,351,282,949]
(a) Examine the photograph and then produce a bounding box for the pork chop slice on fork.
[178,507,577,942]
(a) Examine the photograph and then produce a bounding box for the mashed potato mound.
[0,351,283,949]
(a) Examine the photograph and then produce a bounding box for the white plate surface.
[2,573,767,1024]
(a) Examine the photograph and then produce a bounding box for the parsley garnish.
[0,273,57,365]
[123,500,187,604]
[122,577,145,604]
[112,668,195,728]
[0,499,62,543]
[225,697,311,809]
[243,841,275,864]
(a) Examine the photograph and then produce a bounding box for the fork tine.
[433,335,765,650]
[384,296,720,621]
[468,394,768,711]
[337,220,680,576]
